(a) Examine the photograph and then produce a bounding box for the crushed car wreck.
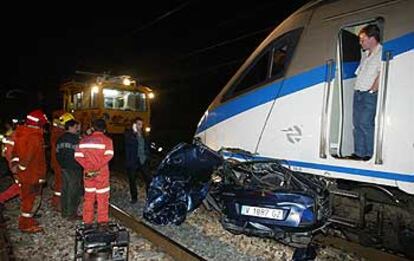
[144,141,331,248]
[207,149,331,247]
[143,142,223,225]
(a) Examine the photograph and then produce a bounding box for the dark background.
[0,0,310,148]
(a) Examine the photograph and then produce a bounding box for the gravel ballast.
[1,173,366,260]
[0,176,173,261]
[110,174,366,261]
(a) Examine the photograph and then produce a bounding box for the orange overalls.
[50,124,65,210]
[13,125,46,232]
[0,131,20,203]
[74,131,113,224]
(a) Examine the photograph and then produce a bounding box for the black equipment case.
[75,222,129,261]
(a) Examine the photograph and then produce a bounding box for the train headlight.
[91,85,99,94]
[122,78,131,86]
[145,127,151,133]
[147,92,155,99]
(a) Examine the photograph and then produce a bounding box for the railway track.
[110,204,206,261]
[110,201,411,261]
[314,234,410,261]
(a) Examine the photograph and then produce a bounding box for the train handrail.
[320,59,335,159]
[375,51,392,165]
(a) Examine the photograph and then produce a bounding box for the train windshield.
[103,88,147,111]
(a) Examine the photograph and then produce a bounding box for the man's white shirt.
[354,44,382,91]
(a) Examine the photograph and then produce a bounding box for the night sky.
[0,1,310,146]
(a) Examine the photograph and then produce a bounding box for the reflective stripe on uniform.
[104,150,114,155]
[79,143,105,149]
[27,115,40,122]
[21,212,33,218]
[18,164,26,171]
[53,191,61,196]
[85,187,96,193]
[1,138,14,146]
[74,152,85,157]
[96,187,110,194]
[11,157,19,162]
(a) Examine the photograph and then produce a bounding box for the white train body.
[195,0,414,195]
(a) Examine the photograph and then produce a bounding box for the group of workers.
[0,109,115,233]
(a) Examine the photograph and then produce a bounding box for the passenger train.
[195,0,414,255]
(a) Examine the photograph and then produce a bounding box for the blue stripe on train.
[287,160,414,182]
[222,152,414,182]
[196,32,414,134]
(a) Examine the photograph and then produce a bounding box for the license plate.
[241,205,284,220]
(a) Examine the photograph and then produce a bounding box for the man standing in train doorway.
[352,24,382,161]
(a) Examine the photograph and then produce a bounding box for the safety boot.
[18,216,43,233]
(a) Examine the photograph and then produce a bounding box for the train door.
[328,19,384,158]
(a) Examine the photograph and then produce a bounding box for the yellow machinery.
[55,73,154,134]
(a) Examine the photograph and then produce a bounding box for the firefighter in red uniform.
[75,119,113,225]
[50,113,74,210]
[0,123,20,204]
[13,110,48,233]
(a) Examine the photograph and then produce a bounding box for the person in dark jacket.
[124,117,150,204]
[56,119,83,219]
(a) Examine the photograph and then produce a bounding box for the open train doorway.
[329,19,383,159]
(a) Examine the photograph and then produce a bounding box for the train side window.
[270,44,288,78]
[72,92,83,110]
[90,87,99,108]
[224,28,303,100]
[231,50,271,96]
[269,28,302,80]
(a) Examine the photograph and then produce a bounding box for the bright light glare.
[123,78,131,86]
[91,85,99,94]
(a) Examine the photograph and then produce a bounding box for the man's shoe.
[347,154,363,160]
[67,214,82,221]
[362,156,371,161]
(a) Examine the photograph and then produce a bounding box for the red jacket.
[75,131,114,174]
[13,125,46,184]
[50,125,65,171]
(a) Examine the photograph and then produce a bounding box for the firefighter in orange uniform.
[13,110,48,233]
[50,113,74,210]
[74,119,113,225]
